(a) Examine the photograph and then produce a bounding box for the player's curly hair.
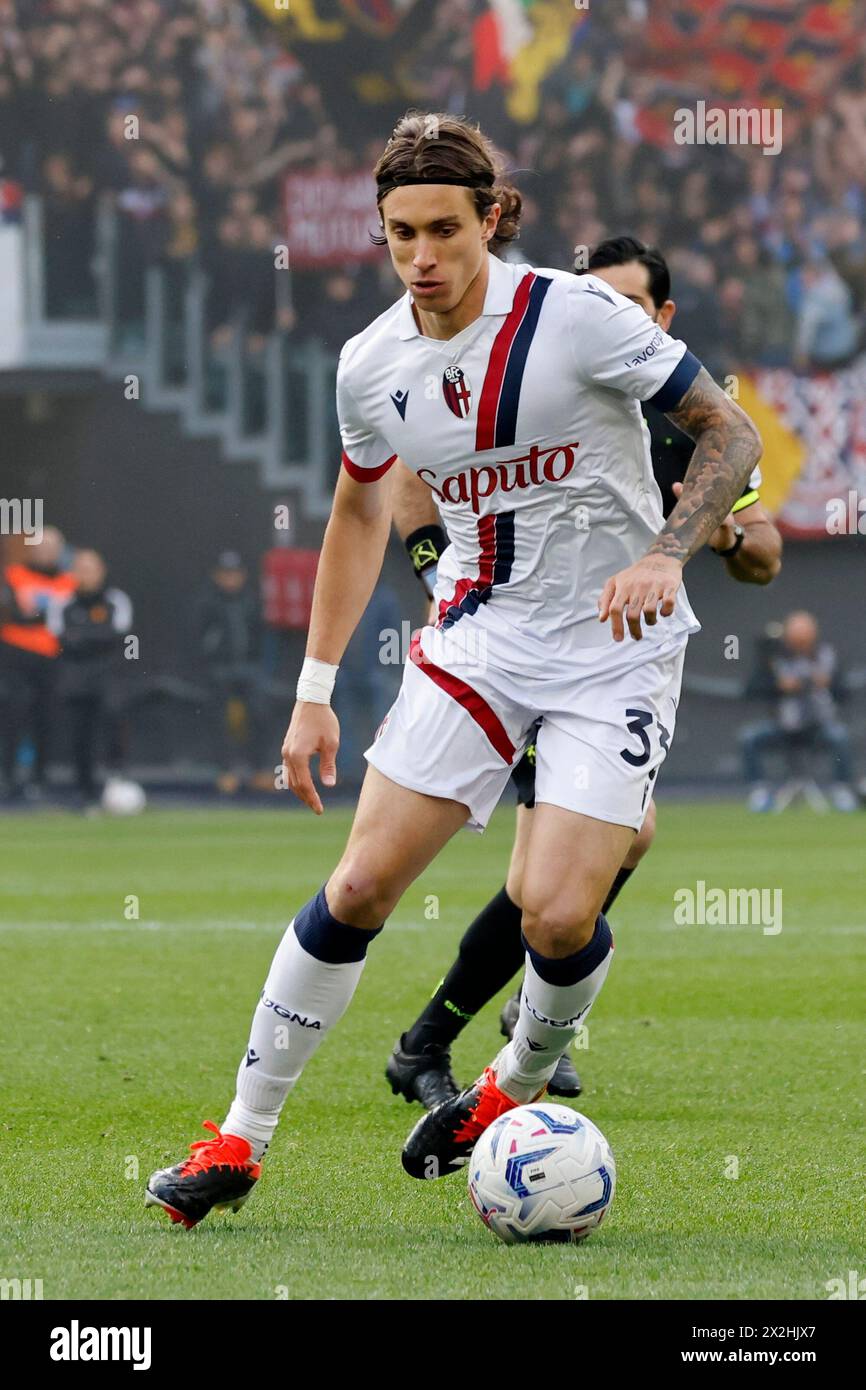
[370,110,522,254]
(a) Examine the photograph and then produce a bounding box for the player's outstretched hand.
[281,702,340,814]
[598,554,683,641]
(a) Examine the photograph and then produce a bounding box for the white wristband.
[296,657,338,705]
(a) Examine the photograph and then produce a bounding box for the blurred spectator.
[159,186,198,290]
[206,197,279,347]
[40,152,97,316]
[664,250,727,376]
[52,550,133,809]
[825,213,866,316]
[114,147,171,339]
[741,612,857,813]
[0,526,75,800]
[194,550,271,793]
[723,236,794,368]
[794,260,861,371]
[314,270,366,353]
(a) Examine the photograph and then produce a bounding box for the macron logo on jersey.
[582,282,615,306]
[390,388,409,420]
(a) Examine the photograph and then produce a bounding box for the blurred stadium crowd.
[1,0,866,370]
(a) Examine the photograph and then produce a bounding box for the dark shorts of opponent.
[510,716,542,809]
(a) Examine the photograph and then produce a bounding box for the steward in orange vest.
[0,530,76,796]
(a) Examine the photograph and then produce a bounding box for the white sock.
[495,917,614,1103]
[222,889,379,1160]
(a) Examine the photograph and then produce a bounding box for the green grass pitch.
[1,801,863,1301]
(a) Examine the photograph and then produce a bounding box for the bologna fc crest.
[443,365,472,419]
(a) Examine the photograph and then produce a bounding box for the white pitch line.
[0,917,440,934]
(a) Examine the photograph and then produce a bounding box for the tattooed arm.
[648,369,763,563]
[599,369,763,640]
[670,481,782,586]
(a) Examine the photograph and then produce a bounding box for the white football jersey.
[337,254,702,652]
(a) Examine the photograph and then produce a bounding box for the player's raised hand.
[281,702,340,814]
[598,554,683,641]
[671,480,736,554]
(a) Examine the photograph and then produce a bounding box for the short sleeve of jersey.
[568,277,702,410]
[336,351,397,483]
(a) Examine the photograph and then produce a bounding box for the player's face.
[591,261,675,331]
[380,185,499,313]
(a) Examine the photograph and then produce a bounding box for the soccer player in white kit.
[146,113,762,1226]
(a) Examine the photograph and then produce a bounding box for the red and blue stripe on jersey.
[475,271,552,451]
[435,274,552,629]
[438,510,515,630]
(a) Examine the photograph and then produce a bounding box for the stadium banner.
[284,170,381,268]
[741,356,866,539]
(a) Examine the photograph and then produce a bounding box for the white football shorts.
[364,616,688,833]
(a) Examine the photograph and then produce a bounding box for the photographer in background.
[741,610,857,812]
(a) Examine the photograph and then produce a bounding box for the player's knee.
[626,800,656,867]
[326,862,396,929]
[521,901,597,958]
